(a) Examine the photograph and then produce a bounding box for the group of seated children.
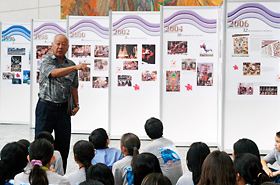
[1,118,280,185]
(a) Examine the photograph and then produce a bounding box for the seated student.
[86,163,114,185]
[132,153,162,185]
[14,139,70,185]
[261,131,280,183]
[36,131,64,175]
[89,128,123,169]
[233,138,260,160]
[176,142,210,185]
[234,153,269,185]
[141,117,183,184]
[0,142,27,185]
[112,133,141,185]
[141,173,171,185]
[64,140,95,185]
[198,150,236,185]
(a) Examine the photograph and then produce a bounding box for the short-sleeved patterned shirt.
[38,54,78,103]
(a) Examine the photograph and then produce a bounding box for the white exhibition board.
[0,22,31,124]
[67,16,109,133]
[30,19,66,127]
[161,6,220,145]
[110,12,161,138]
[224,0,280,153]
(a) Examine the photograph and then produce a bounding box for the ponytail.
[121,133,140,163]
[28,139,54,185]
[74,140,95,174]
[254,171,269,185]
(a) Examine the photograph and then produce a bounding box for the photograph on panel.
[92,76,108,88]
[237,83,253,95]
[182,59,196,71]
[2,72,14,80]
[261,40,280,58]
[11,56,22,72]
[36,45,52,59]
[123,61,138,70]
[23,70,30,84]
[116,44,137,59]
[200,41,213,57]
[72,45,91,58]
[79,61,91,81]
[260,86,277,95]
[197,63,213,86]
[142,44,155,64]
[243,62,260,76]
[94,45,109,58]
[142,71,157,81]
[94,59,108,71]
[166,71,180,92]
[36,71,40,83]
[232,34,249,57]
[7,47,26,55]
[167,41,187,55]
[12,78,21,84]
[118,75,132,87]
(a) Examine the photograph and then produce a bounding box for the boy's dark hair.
[276,131,280,138]
[86,163,114,185]
[74,140,95,174]
[89,128,108,149]
[36,131,54,144]
[145,117,163,139]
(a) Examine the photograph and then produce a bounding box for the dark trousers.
[35,99,71,173]
[269,168,280,184]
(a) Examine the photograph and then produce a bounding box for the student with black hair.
[36,131,64,175]
[261,131,280,183]
[176,142,210,185]
[233,138,260,160]
[132,152,162,185]
[80,180,104,185]
[141,117,183,184]
[112,133,140,185]
[86,163,114,185]
[14,139,70,185]
[65,140,95,185]
[89,128,123,169]
[0,142,27,184]
[198,150,236,185]
[234,153,269,185]
[141,173,171,185]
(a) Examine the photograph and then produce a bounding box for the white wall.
[0,0,60,22]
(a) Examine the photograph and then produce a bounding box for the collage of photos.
[142,71,157,81]
[167,41,188,55]
[92,77,108,88]
[243,62,260,76]
[123,61,138,70]
[232,34,249,57]
[116,44,137,59]
[8,48,25,55]
[261,40,280,58]
[166,71,180,92]
[72,45,91,58]
[200,42,213,57]
[36,45,52,59]
[260,86,277,95]
[197,63,213,86]
[11,56,21,72]
[142,44,155,64]
[94,45,109,58]
[237,83,253,95]
[94,59,108,71]
[118,75,132,87]
[182,59,196,71]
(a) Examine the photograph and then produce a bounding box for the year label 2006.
[114,29,130,35]
[229,20,249,28]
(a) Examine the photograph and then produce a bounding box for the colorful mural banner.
[61,0,223,18]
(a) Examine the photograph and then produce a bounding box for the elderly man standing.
[35,34,90,172]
